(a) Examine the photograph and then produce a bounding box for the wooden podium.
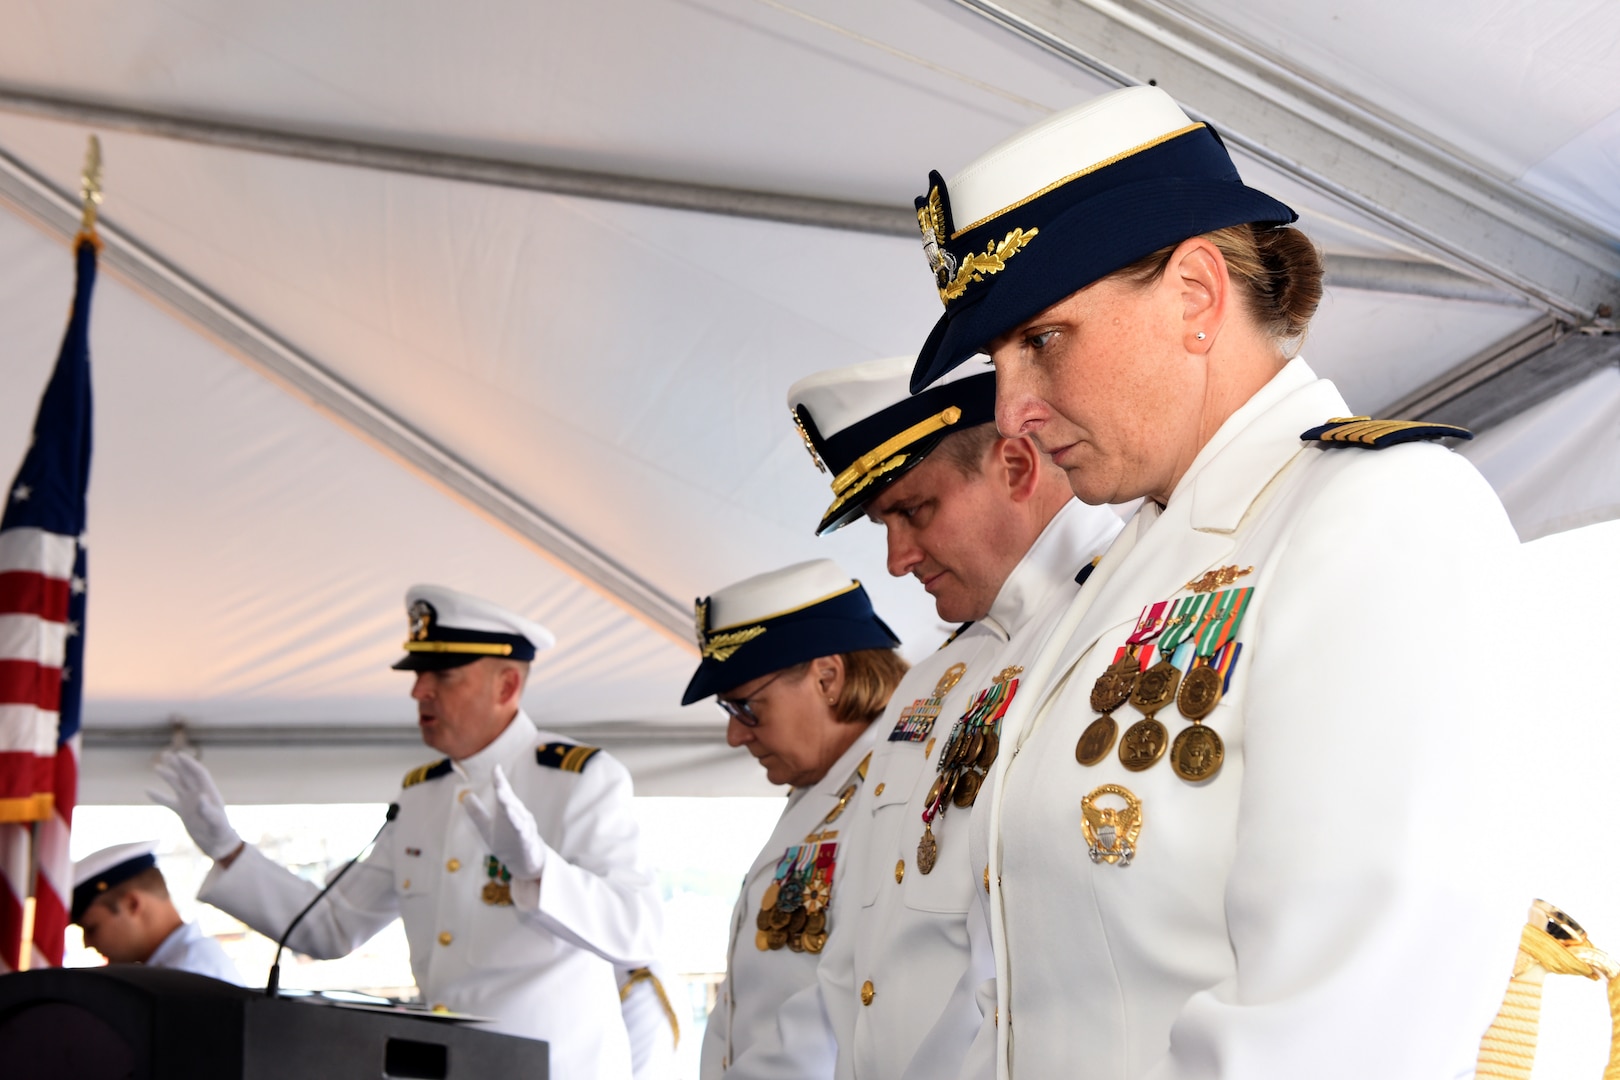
[0,966,548,1079]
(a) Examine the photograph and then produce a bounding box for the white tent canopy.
[0,0,1615,801]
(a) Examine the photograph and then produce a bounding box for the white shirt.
[199,710,662,1079]
[968,358,1526,1079]
[700,721,883,1080]
[146,919,243,984]
[824,498,1121,1080]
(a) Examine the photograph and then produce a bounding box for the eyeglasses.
[716,670,786,728]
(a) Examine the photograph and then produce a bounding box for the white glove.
[462,765,548,879]
[148,750,242,860]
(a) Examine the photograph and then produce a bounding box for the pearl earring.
[1195,331,1207,340]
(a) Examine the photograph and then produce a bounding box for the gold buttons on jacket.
[402,878,412,889]
[446,858,461,872]
[874,782,885,796]
[438,931,453,946]
[861,980,875,1006]
[895,860,905,883]
[457,789,469,803]
[983,866,989,892]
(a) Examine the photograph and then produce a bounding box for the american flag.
[0,233,96,972]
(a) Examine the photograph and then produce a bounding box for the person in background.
[784,355,1120,1080]
[72,839,242,984]
[619,960,681,1080]
[151,584,662,1080]
[907,84,1525,1078]
[689,559,908,1080]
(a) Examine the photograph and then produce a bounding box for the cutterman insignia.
[402,758,452,789]
[536,742,601,773]
[1301,416,1473,448]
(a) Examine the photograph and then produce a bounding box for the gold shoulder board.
[402,758,452,789]
[536,742,602,773]
[1301,416,1473,448]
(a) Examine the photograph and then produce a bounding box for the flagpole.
[79,134,101,240]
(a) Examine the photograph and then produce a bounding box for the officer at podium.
[151,584,663,1079]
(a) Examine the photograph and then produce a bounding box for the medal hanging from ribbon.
[483,855,514,906]
[1079,599,1178,768]
[918,666,1023,874]
[1170,587,1252,782]
[890,663,967,742]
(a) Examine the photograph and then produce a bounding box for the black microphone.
[265,802,399,999]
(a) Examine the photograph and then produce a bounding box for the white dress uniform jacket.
[818,499,1120,1080]
[146,919,243,984]
[199,711,661,1080]
[965,358,1526,1079]
[700,721,883,1080]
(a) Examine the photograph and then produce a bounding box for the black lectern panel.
[0,966,548,1080]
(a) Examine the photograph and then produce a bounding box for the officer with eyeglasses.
[685,559,909,1080]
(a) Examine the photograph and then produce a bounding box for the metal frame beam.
[82,719,723,750]
[0,85,1523,304]
[951,0,1620,326]
[0,142,699,651]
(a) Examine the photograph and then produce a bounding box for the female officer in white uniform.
[905,86,1526,1078]
[690,559,908,1080]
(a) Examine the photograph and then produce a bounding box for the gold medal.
[761,880,781,910]
[755,909,772,932]
[788,933,806,953]
[1075,715,1118,766]
[1171,724,1224,782]
[767,928,789,950]
[925,774,947,807]
[1130,658,1182,713]
[788,908,808,935]
[768,907,791,930]
[755,930,771,951]
[966,731,986,766]
[917,824,939,875]
[1089,655,1138,714]
[976,731,1000,769]
[805,911,826,935]
[939,771,959,805]
[1119,718,1168,771]
[951,769,982,808]
[1176,664,1222,719]
[804,931,828,954]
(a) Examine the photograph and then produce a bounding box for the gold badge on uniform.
[1081,784,1142,866]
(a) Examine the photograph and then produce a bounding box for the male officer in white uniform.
[72,840,242,983]
[151,585,663,1079]
[783,356,1121,1079]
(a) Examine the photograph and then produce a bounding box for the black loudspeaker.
[0,966,549,1079]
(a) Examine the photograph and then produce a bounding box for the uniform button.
[457,790,469,803]
[983,866,989,893]
[402,878,411,889]
[994,1006,999,1027]
[861,980,875,1006]
[431,1003,447,1012]
[894,860,905,883]
[446,858,461,872]
[438,931,453,947]
[874,782,885,796]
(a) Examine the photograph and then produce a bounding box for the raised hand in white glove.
[148,750,242,860]
[462,765,548,880]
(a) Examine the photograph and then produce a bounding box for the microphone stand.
[266,802,399,999]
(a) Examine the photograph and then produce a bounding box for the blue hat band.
[911,126,1296,390]
[682,586,900,705]
[72,852,157,923]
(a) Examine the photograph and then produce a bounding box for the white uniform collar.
[980,499,1116,642]
[147,920,200,967]
[453,710,539,785]
[1165,356,1347,532]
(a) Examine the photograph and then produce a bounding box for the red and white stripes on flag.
[0,527,80,972]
